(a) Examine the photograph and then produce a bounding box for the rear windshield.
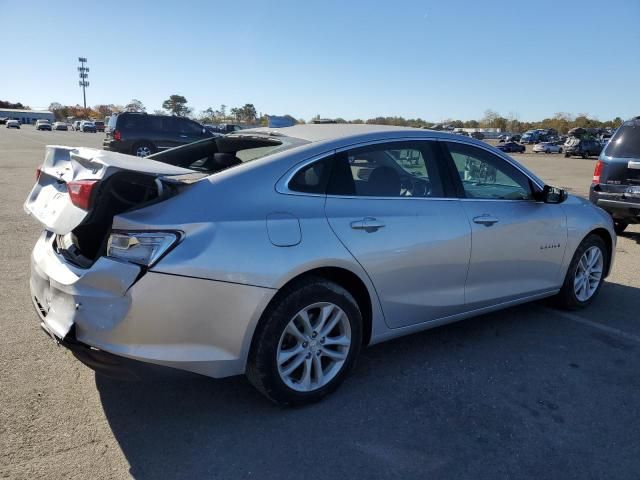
[149,134,309,173]
[604,120,640,158]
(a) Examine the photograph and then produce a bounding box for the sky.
[1,0,639,122]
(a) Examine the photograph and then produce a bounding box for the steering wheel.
[400,176,431,197]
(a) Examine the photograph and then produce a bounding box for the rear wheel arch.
[256,267,373,348]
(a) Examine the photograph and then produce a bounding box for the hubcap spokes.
[574,246,603,302]
[277,302,351,392]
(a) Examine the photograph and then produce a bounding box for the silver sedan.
[25,125,615,405]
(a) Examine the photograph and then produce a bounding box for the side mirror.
[541,185,568,204]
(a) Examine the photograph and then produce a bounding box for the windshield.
[604,120,640,158]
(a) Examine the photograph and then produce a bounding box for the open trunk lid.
[24,146,194,235]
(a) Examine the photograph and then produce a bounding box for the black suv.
[563,137,603,158]
[104,112,213,157]
[589,117,640,234]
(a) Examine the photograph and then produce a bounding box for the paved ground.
[1,127,639,479]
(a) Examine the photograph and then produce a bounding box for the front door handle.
[473,214,499,226]
[350,217,386,232]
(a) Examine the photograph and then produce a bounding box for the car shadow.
[96,281,640,480]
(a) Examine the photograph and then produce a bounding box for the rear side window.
[288,157,333,194]
[108,115,117,129]
[605,120,640,158]
[327,141,444,197]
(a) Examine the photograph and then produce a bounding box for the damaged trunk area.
[56,172,177,267]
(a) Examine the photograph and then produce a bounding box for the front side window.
[328,141,444,198]
[445,142,533,200]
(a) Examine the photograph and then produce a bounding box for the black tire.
[582,151,589,159]
[559,148,563,153]
[564,153,570,158]
[132,142,155,157]
[246,277,363,406]
[554,234,608,310]
[545,149,550,154]
[614,221,628,235]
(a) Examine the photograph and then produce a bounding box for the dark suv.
[563,137,603,158]
[103,112,213,157]
[589,117,640,234]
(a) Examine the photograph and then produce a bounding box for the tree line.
[35,96,628,134]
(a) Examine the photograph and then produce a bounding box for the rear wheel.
[582,151,589,159]
[614,221,628,235]
[554,234,608,310]
[246,277,362,405]
[564,153,570,158]
[132,142,155,158]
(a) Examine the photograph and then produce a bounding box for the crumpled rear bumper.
[30,231,276,379]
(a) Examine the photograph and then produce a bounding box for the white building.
[0,108,55,124]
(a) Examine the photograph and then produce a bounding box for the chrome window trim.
[276,136,453,200]
[275,135,545,200]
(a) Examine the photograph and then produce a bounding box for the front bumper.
[30,231,275,378]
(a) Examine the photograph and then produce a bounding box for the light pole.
[78,57,89,110]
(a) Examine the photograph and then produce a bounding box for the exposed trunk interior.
[56,172,175,267]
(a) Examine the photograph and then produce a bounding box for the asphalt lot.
[1,126,639,479]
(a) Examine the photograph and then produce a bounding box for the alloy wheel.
[136,146,152,157]
[276,302,352,392]
[574,246,603,302]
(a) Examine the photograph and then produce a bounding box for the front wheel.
[554,234,608,310]
[246,277,362,405]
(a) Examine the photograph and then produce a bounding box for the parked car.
[589,117,640,234]
[35,120,52,131]
[496,141,526,153]
[533,141,563,154]
[205,123,244,135]
[25,125,616,405]
[72,120,82,131]
[470,131,485,140]
[53,122,68,131]
[94,120,105,132]
[6,119,20,129]
[80,121,97,133]
[103,112,214,157]
[564,138,603,158]
[498,135,521,143]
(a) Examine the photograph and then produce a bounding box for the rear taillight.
[592,160,603,184]
[67,180,98,210]
[36,167,42,180]
[113,129,121,141]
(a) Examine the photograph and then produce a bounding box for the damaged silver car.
[26,125,616,405]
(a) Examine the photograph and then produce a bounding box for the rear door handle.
[350,217,386,232]
[179,134,188,138]
[473,214,499,226]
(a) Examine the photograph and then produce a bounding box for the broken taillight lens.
[592,160,603,184]
[67,180,98,210]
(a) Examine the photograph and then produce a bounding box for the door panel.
[326,197,471,327]
[323,140,471,328]
[442,141,567,307]
[461,200,566,306]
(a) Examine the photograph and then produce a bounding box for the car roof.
[239,124,461,143]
